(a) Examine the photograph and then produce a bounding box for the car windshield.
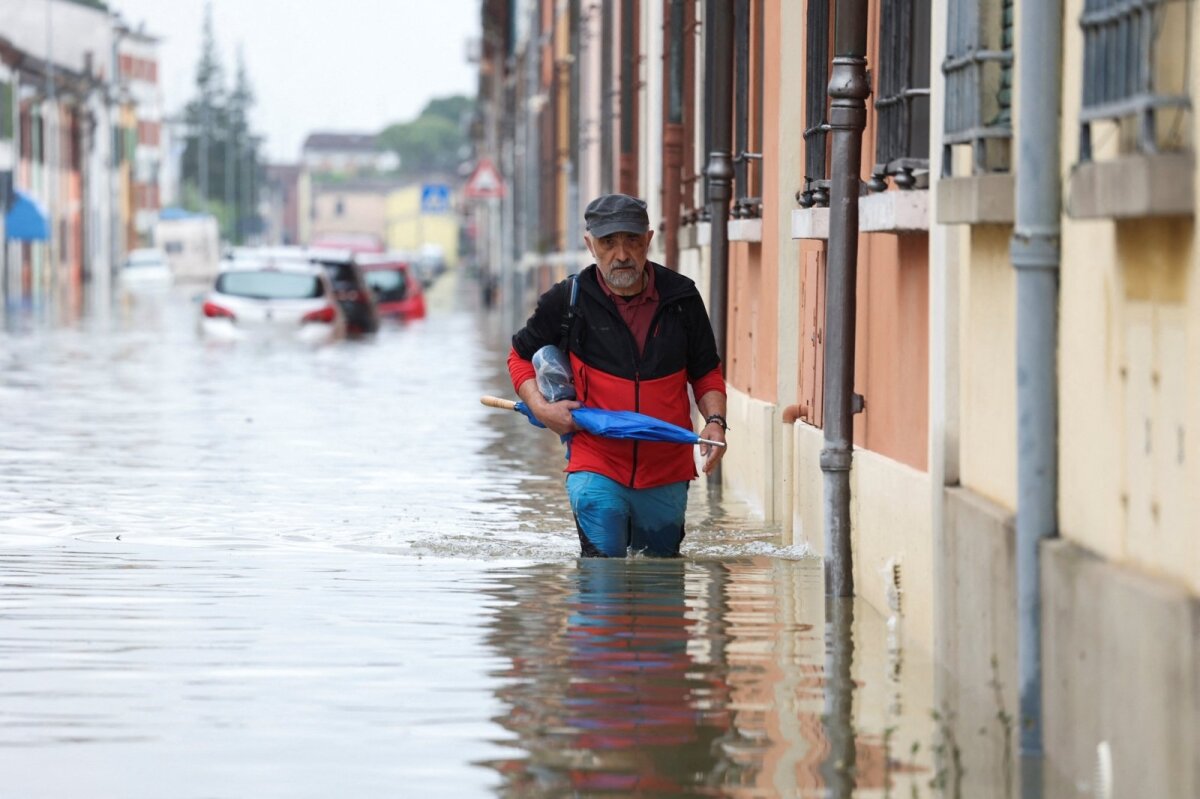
[215,271,324,300]
[364,269,408,300]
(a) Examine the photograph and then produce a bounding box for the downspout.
[599,2,614,194]
[704,0,733,365]
[1011,0,1062,795]
[662,0,685,270]
[821,0,869,598]
[566,0,581,255]
[618,0,638,195]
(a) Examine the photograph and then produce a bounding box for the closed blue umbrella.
[481,396,725,448]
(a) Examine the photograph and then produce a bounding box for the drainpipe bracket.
[1011,229,1061,272]
[820,448,853,472]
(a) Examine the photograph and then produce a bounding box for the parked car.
[198,255,345,346]
[306,248,381,335]
[357,255,426,321]
[118,247,173,289]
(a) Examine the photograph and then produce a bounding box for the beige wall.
[311,188,387,243]
[789,421,935,651]
[958,224,1018,510]
[1057,0,1200,592]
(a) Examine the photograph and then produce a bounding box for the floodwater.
[0,276,936,798]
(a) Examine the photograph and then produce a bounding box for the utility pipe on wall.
[662,0,686,270]
[1011,0,1062,795]
[821,0,870,598]
[704,0,733,364]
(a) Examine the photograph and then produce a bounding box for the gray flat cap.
[584,194,649,238]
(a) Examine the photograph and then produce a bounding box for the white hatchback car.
[118,247,173,289]
[198,256,346,345]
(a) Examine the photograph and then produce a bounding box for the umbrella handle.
[480,395,518,411]
[697,437,727,449]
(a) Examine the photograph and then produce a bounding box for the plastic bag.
[532,344,576,402]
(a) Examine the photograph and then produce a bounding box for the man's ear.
[584,235,596,258]
[645,230,655,247]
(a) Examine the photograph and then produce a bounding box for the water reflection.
[480,558,921,798]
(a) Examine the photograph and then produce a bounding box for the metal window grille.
[869,0,932,191]
[798,0,830,208]
[1079,0,1193,160]
[733,0,764,219]
[942,0,1013,176]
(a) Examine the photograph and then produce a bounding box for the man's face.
[586,230,654,295]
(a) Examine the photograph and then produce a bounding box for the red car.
[359,258,426,321]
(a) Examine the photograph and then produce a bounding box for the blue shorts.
[566,471,688,558]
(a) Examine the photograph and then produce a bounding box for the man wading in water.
[507,194,728,557]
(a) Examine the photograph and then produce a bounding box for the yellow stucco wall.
[958,224,1018,510]
[1057,0,1199,592]
[385,185,460,267]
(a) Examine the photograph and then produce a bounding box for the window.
[869,0,932,191]
[732,0,765,218]
[942,0,1013,176]
[1078,0,1193,161]
[798,0,831,208]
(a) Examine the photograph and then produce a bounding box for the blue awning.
[5,190,50,241]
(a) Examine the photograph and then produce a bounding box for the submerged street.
[0,277,938,798]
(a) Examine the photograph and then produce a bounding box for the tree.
[377,94,473,178]
[180,0,228,209]
[179,2,264,243]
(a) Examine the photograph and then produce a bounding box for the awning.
[5,190,50,241]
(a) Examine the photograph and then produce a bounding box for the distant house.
[301,132,396,176]
[262,163,310,246]
[114,19,163,248]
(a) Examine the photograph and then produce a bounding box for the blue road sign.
[421,183,451,213]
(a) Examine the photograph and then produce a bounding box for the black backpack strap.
[558,274,579,351]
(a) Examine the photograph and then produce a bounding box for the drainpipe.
[820,0,869,598]
[705,0,733,362]
[704,0,733,487]
[1011,0,1062,795]
[618,0,638,195]
[662,0,685,269]
[566,0,581,256]
[600,2,614,194]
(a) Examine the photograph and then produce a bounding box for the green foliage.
[420,96,473,125]
[179,1,263,244]
[377,94,473,178]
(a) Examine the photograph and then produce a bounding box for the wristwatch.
[704,414,729,432]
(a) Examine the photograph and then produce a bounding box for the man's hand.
[699,422,726,474]
[517,377,580,435]
[532,397,581,436]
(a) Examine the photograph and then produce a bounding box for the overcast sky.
[109,0,480,162]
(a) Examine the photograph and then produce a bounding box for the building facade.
[0,0,118,313]
[474,1,1199,795]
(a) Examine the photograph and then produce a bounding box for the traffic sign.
[464,158,504,199]
[421,183,452,213]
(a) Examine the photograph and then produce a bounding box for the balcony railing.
[798,0,830,208]
[941,0,1013,176]
[869,0,932,191]
[1079,0,1193,161]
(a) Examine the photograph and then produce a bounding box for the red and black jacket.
[509,262,724,489]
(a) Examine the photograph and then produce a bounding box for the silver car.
[198,255,346,345]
